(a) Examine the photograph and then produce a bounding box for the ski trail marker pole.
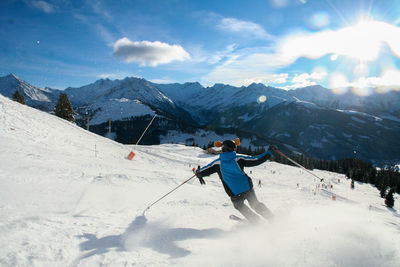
[274,149,346,201]
[127,113,157,160]
[136,114,157,145]
[142,174,197,216]
[275,149,326,183]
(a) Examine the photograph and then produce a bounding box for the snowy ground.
[1,94,400,267]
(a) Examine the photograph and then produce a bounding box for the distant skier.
[195,138,277,223]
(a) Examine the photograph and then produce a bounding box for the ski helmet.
[214,138,240,152]
[222,140,237,152]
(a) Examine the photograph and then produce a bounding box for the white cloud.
[290,71,327,88]
[202,20,400,87]
[205,44,238,65]
[91,1,113,21]
[201,58,289,86]
[270,73,289,84]
[327,68,400,95]
[200,48,293,86]
[95,24,115,45]
[96,72,142,80]
[351,69,400,93]
[27,0,54,13]
[149,78,178,84]
[97,73,120,79]
[112,38,190,66]
[279,20,400,62]
[217,17,274,40]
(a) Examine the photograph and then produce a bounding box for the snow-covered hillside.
[88,98,155,125]
[1,94,399,266]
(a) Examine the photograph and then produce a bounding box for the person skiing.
[195,138,277,223]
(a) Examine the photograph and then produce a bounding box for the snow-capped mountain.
[65,77,173,107]
[289,85,400,116]
[0,74,59,111]
[1,73,400,164]
[157,82,294,121]
[242,101,400,162]
[65,77,193,122]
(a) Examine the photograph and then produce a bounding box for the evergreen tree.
[380,186,387,198]
[207,141,214,148]
[12,90,25,104]
[385,188,395,208]
[54,93,75,122]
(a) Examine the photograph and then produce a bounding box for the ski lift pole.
[136,114,157,145]
[275,149,325,183]
[142,174,197,216]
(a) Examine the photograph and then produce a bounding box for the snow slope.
[88,98,155,125]
[1,94,400,266]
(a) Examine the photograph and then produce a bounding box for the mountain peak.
[3,73,23,83]
[296,84,328,91]
[248,82,268,89]
[184,81,202,87]
[0,73,25,87]
[9,73,24,81]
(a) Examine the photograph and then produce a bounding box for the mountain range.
[1,73,400,164]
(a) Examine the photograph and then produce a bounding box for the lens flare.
[258,95,267,103]
[329,73,349,94]
[270,0,290,8]
[353,63,369,77]
[310,11,330,29]
[351,77,373,96]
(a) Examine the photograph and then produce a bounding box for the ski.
[229,214,246,223]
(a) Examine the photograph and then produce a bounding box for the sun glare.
[329,73,349,94]
[336,20,382,61]
[258,95,267,103]
[279,19,400,64]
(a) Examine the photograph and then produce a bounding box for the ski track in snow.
[1,94,400,267]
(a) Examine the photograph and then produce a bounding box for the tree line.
[244,144,398,208]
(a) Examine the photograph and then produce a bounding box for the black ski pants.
[231,189,272,223]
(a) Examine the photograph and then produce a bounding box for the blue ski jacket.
[196,149,273,197]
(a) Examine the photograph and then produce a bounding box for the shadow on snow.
[77,215,224,259]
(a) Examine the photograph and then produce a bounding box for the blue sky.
[1,0,400,94]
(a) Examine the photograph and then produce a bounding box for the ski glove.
[195,166,206,185]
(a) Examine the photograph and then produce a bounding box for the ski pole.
[275,149,325,183]
[142,174,197,216]
[136,114,157,145]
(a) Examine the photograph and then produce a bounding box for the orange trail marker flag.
[128,151,135,160]
[127,113,157,161]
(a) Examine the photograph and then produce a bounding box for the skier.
[195,138,277,223]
